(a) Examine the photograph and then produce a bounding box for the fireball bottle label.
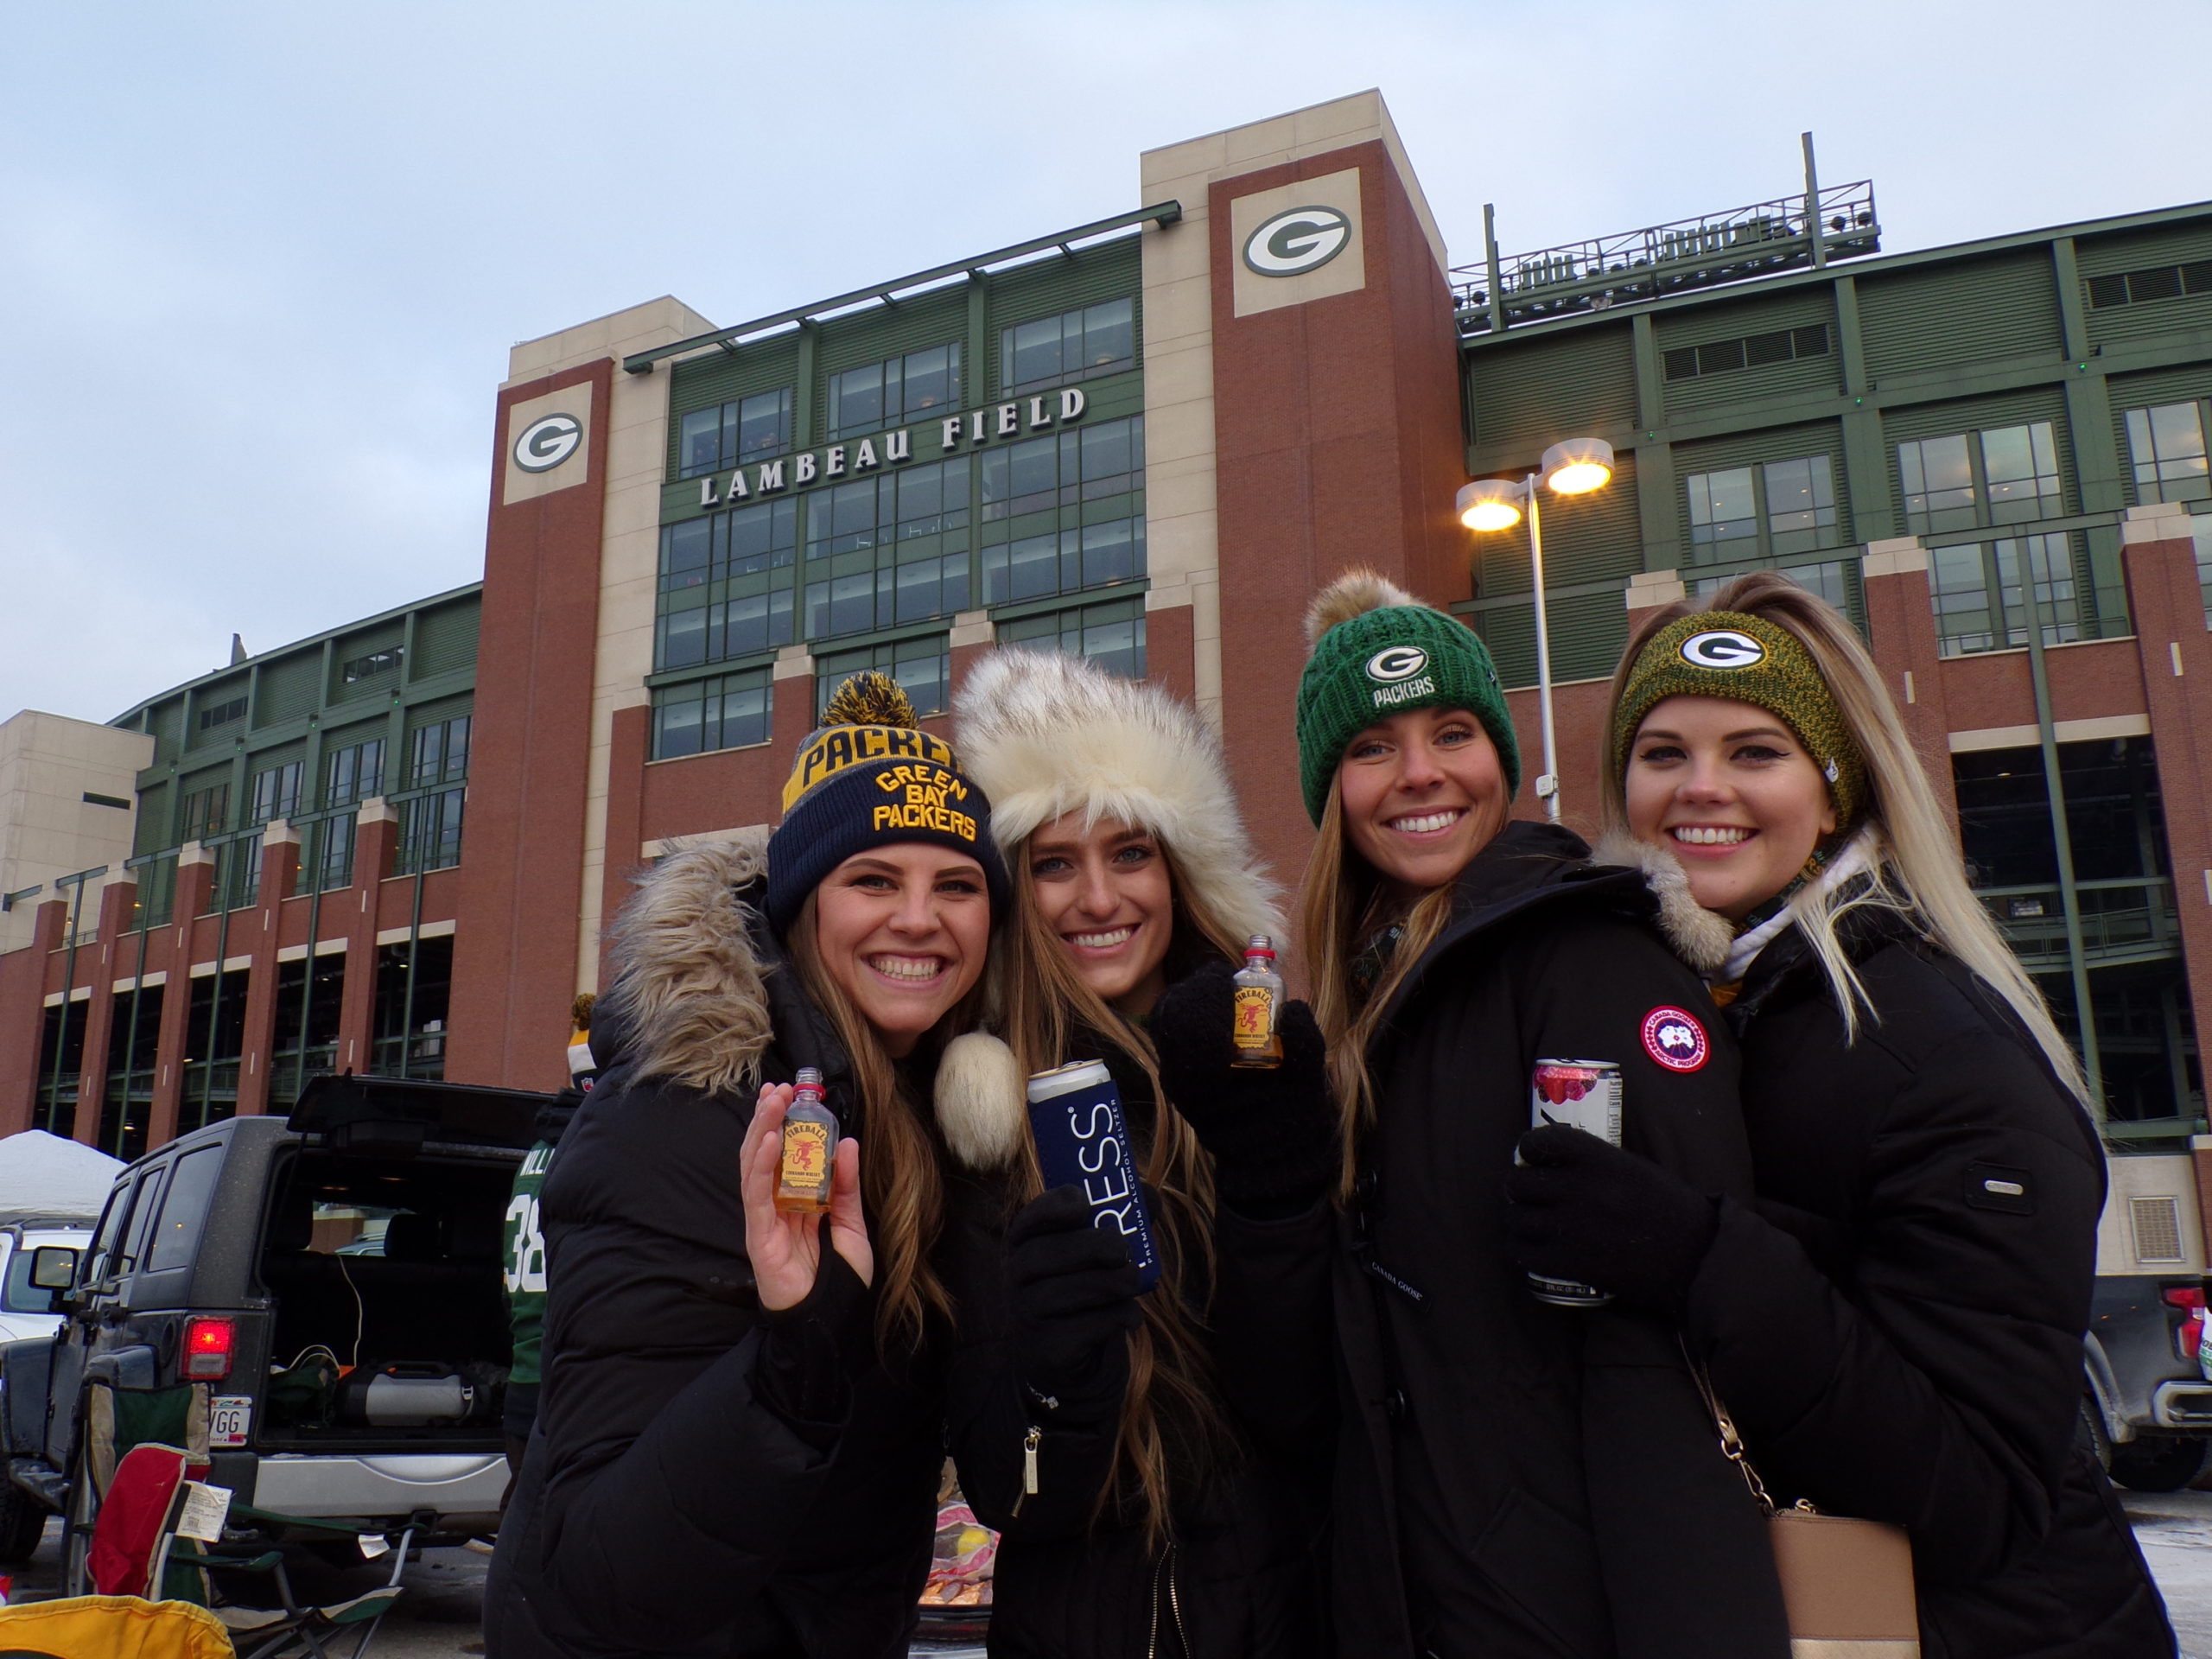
[774,1066,839,1216]
[1230,935,1284,1069]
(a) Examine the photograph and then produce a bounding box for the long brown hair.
[785,894,966,1351]
[1601,570,2087,1098]
[997,837,1236,1545]
[1295,776,1460,1198]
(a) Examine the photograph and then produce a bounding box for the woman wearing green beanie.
[1274,569,1789,1659]
[1505,570,2174,1657]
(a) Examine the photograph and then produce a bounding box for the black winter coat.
[485,841,945,1659]
[1688,904,2174,1658]
[1332,821,1790,1659]
[939,1035,1331,1658]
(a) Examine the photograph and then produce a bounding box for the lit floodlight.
[1456,477,1526,531]
[1541,436,1614,495]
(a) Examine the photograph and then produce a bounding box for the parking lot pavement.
[15,1500,2199,1656]
[2125,1490,2212,1657]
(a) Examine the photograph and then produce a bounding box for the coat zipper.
[1146,1541,1185,1659]
[1010,1426,1042,1517]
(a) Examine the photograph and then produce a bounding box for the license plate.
[208,1396,252,1449]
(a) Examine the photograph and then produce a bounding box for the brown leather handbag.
[1690,1354,1921,1657]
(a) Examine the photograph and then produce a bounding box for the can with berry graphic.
[1526,1058,1624,1307]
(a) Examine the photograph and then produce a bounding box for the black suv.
[2084,1272,2212,1491]
[0,1073,552,1578]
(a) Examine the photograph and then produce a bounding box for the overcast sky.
[4,1,2205,726]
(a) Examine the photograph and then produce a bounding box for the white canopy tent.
[0,1129,125,1225]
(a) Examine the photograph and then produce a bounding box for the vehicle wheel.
[0,1477,47,1563]
[2108,1433,2210,1493]
[2080,1395,2114,1472]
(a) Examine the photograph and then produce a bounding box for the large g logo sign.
[1678,629,1767,670]
[1243,206,1353,277]
[1365,645,1429,683]
[513,413,583,474]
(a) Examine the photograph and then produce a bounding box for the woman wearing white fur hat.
[934,647,1336,1658]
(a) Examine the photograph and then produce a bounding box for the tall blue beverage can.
[1026,1058,1162,1291]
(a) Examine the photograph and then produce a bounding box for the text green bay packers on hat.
[1366,645,1437,709]
[871,763,978,841]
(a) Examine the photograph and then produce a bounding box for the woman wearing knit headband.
[925,647,1332,1656]
[488,673,1014,1659]
[1509,571,2172,1656]
[1281,570,1789,1659]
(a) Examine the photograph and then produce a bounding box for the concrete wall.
[0,711,154,955]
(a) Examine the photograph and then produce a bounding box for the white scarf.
[1717,832,1876,986]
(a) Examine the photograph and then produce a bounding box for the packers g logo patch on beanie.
[1363,644,1438,709]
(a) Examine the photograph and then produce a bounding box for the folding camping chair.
[74,1438,413,1657]
[0,1592,236,1659]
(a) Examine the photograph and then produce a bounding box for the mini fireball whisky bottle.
[1230,937,1284,1070]
[774,1067,838,1215]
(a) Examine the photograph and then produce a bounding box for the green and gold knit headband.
[1612,611,1868,827]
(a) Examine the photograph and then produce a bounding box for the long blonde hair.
[1296,777,1463,1198]
[786,895,963,1351]
[997,839,1236,1545]
[1602,570,2088,1099]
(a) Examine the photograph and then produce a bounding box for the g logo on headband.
[1679,629,1767,671]
[1365,645,1429,683]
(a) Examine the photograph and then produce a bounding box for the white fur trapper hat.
[953,648,1284,945]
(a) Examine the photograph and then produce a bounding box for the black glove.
[1007,1185,1142,1416]
[1150,959,1337,1217]
[1503,1123,1719,1317]
[754,1243,871,1436]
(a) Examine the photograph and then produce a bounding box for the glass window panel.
[737,388,791,461]
[1083,298,1135,372]
[830,363,885,437]
[1686,467,1758,556]
[895,456,969,538]
[719,588,795,658]
[658,604,707,669]
[1930,543,1999,655]
[728,498,798,575]
[655,691,704,759]
[1078,518,1144,588]
[982,532,1063,605]
[892,641,950,715]
[1763,455,1838,555]
[1994,533,2080,646]
[1006,316,1064,392]
[2126,404,2211,504]
[1078,419,1137,489]
[660,518,713,590]
[679,408,723,478]
[901,344,958,416]
[805,570,884,639]
[1901,435,1977,533]
[1981,423,2062,524]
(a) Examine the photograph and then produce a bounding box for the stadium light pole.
[1456,437,1616,823]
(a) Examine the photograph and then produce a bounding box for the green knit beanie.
[1611,610,1868,828]
[1295,578,1520,824]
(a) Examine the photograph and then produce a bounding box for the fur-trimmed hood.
[605,833,1028,1164]
[954,648,1282,944]
[604,834,779,1096]
[1589,829,1736,977]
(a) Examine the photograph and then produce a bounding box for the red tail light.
[2161,1287,2206,1311]
[183,1316,235,1381]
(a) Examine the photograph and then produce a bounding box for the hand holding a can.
[741,1082,873,1311]
[1503,1122,1719,1318]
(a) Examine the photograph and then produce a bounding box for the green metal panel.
[404,693,474,740]
[1470,588,1627,690]
[145,699,184,767]
[2075,223,2212,279]
[1465,323,1637,454]
[2107,365,2212,412]
[410,594,480,680]
[1656,289,1840,416]
[983,240,1144,393]
[253,651,321,729]
[1858,252,2063,380]
[1473,453,1643,597]
[812,289,971,435]
[327,628,405,704]
[185,677,251,752]
[132,781,169,858]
